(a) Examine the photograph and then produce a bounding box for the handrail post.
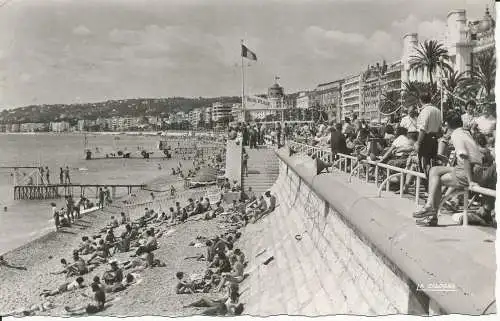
[374,165,378,187]
[463,190,469,226]
[399,172,404,197]
[416,177,420,206]
[386,169,390,191]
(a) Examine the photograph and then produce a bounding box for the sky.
[0,0,493,109]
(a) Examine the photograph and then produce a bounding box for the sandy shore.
[0,156,227,316]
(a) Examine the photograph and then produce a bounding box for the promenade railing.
[287,141,496,226]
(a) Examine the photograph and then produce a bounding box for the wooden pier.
[14,183,146,200]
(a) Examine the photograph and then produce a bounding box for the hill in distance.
[0,96,242,124]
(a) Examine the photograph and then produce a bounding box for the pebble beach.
[0,143,231,316]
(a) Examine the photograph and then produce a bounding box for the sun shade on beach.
[189,167,218,186]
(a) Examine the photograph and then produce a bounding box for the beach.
[0,133,214,254]
[0,175,224,316]
[0,134,227,316]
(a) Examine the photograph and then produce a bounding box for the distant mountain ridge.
[0,96,242,124]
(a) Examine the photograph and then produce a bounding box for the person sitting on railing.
[413,112,482,226]
[376,127,415,169]
[471,102,496,139]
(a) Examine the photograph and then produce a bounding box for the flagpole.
[241,39,246,122]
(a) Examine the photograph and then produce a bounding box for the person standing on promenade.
[330,123,348,163]
[242,148,249,178]
[66,195,75,223]
[415,92,442,182]
[51,202,59,230]
[257,123,263,146]
[45,166,50,184]
[59,167,64,185]
[248,126,256,149]
[400,105,419,141]
[98,188,105,209]
[40,167,45,185]
[342,117,355,137]
[105,186,111,206]
[242,124,249,146]
[65,166,71,184]
[276,122,282,148]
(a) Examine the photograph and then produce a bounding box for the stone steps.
[242,147,279,194]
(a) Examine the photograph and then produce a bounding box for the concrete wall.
[237,151,495,316]
[225,139,242,185]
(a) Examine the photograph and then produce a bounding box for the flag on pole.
[241,44,257,61]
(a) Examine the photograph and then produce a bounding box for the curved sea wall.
[237,149,496,316]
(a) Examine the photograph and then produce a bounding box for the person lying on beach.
[68,253,95,277]
[134,229,158,256]
[175,272,196,294]
[125,224,139,241]
[120,212,130,225]
[123,252,152,271]
[0,255,28,270]
[201,197,211,211]
[180,208,188,222]
[229,200,238,212]
[213,235,233,256]
[103,273,142,293]
[2,302,55,317]
[113,232,131,253]
[50,258,70,275]
[188,200,204,217]
[247,195,268,222]
[184,198,195,212]
[233,249,246,266]
[253,191,276,221]
[102,260,123,285]
[204,202,224,220]
[216,255,245,292]
[87,240,111,265]
[40,276,85,297]
[77,236,95,255]
[183,285,243,316]
[105,229,116,244]
[208,252,231,274]
[64,283,106,316]
[156,211,168,223]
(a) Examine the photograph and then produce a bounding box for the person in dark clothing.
[98,188,105,209]
[59,168,64,184]
[242,125,249,146]
[276,123,282,147]
[330,123,348,162]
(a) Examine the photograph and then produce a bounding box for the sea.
[0,132,190,255]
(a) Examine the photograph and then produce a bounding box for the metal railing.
[288,141,496,226]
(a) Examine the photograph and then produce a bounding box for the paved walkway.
[235,150,496,316]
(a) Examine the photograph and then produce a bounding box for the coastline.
[0,130,222,137]
[0,167,196,315]
[0,157,189,256]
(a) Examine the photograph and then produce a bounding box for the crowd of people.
[0,126,298,318]
[285,93,496,227]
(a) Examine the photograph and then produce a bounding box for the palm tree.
[409,40,451,89]
[442,70,470,108]
[470,50,496,98]
[402,80,443,109]
[379,90,402,115]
